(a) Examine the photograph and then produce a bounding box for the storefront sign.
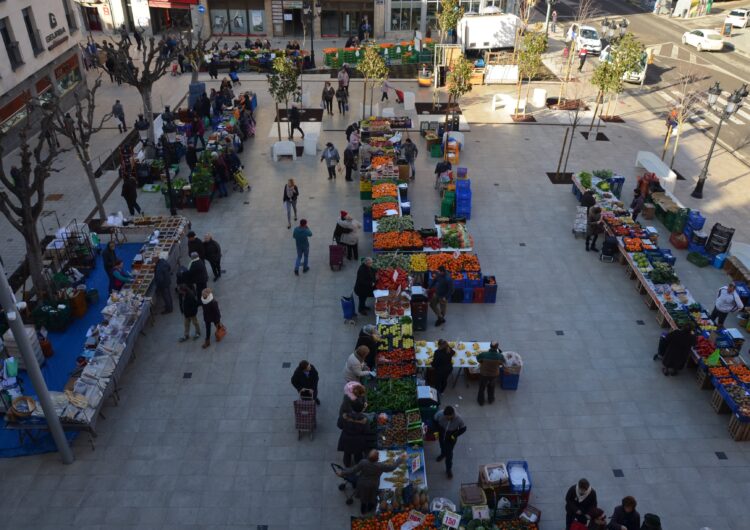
[45,26,67,44]
[47,35,69,51]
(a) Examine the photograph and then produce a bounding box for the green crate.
[360,191,372,201]
[430,144,443,158]
[687,252,711,267]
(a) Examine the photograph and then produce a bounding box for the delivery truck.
[456,13,522,52]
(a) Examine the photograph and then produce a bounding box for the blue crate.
[456,178,471,191]
[688,211,706,230]
[607,176,625,198]
[501,372,519,390]
[456,167,468,179]
[466,274,483,288]
[684,225,694,239]
[713,253,727,269]
[687,241,707,255]
[734,282,750,303]
[455,210,471,220]
[456,191,472,203]
[572,183,583,201]
[462,287,474,303]
[506,460,531,492]
[483,277,497,303]
[452,273,466,290]
[363,212,373,233]
[659,249,676,266]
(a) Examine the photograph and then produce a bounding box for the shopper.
[381,78,391,101]
[580,189,596,212]
[434,406,466,479]
[578,48,588,72]
[354,257,376,315]
[187,231,205,260]
[336,85,348,114]
[337,411,375,467]
[291,360,320,404]
[322,81,335,115]
[338,450,406,514]
[186,144,198,178]
[177,284,201,342]
[283,179,299,229]
[710,282,744,327]
[565,478,598,529]
[339,214,361,261]
[551,10,558,33]
[585,206,603,252]
[337,66,350,95]
[112,100,127,133]
[292,219,312,275]
[121,176,142,216]
[339,381,367,419]
[356,324,381,369]
[190,115,206,149]
[431,339,455,394]
[630,188,645,221]
[659,324,695,376]
[343,144,357,181]
[119,24,131,45]
[476,341,504,406]
[321,142,340,180]
[429,266,453,326]
[344,346,373,382]
[211,152,229,198]
[154,252,173,314]
[200,288,222,349]
[610,496,641,530]
[102,241,118,293]
[111,260,133,291]
[401,138,418,179]
[133,28,143,51]
[188,251,209,297]
[333,210,350,244]
[203,234,223,281]
[289,103,305,139]
[208,60,219,80]
[587,508,608,530]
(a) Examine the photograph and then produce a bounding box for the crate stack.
[706,223,735,257]
[684,211,708,254]
[2,327,44,370]
[455,179,472,219]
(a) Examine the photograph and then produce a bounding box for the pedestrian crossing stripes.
[650,42,711,66]
[655,88,750,128]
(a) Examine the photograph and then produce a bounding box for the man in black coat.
[188,251,208,297]
[203,233,223,281]
[355,324,381,370]
[565,478,598,529]
[178,285,201,341]
[187,231,205,260]
[354,257,376,315]
[659,324,695,376]
[290,360,320,404]
[154,252,173,314]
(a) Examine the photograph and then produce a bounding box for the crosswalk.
[655,87,750,128]
[650,42,711,66]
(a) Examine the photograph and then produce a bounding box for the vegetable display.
[372,202,399,219]
[373,253,411,271]
[376,215,414,232]
[373,231,423,250]
[351,511,435,530]
[426,253,481,273]
[372,182,398,198]
[410,254,428,272]
[648,263,679,284]
[376,268,409,290]
[368,378,418,412]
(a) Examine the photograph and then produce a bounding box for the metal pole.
[0,262,74,464]
[545,3,552,35]
[691,113,724,199]
[310,7,316,69]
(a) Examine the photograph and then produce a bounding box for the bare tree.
[557,0,597,106]
[180,25,224,85]
[667,72,704,169]
[39,77,112,220]
[0,114,59,298]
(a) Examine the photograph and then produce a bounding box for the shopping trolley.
[294,389,316,440]
[232,169,250,192]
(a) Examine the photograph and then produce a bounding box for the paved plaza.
[2,41,750,529]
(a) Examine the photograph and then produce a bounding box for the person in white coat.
[344,346,373,382]
[338,214,362,261]
[711,283,744,327]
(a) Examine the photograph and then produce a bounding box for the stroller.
[294,389,316,440]
[331,463,358,505]
[600,235,618,263]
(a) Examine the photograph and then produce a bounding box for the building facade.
[0,0,85,150]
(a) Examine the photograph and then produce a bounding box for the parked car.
[726,9,749,28]
[599,45,648,84]
[682,29,725,51]
[566,24,603,54]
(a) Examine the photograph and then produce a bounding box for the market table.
[377,447,427,491]
[416,341,490,388]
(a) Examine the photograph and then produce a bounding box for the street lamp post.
[135,115,149,145]
[691,82,748,199]
[161,120,178,216]
[303,2,321,69]
[545,0,558,36]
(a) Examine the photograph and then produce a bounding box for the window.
[22,7,43,56]
[62,0,78,32]
[54,55,81,95]
[391,2,421,32]
[0,17,23,70]
[0,91,31,134]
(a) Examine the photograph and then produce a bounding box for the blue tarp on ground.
[0,243,141,458]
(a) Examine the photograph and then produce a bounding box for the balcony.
[7,41,24,70]
[30,29,44,56]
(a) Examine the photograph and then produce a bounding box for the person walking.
[203,234,222,281]
[322,81,335,115]
[186,144,198,179]
[208,60,219,80]
[336,85,348,114]
[431,339,455,394]
[112,100,127,133]
[188,251,209,297]
[565,478,598,529]
[102,241,118,293]
[381,79,390,101]
[344,346,374,382]
[200,288,222,349]
[355,324,381,369]
[710,282,744,327]
[289,104,305,139]
[580,189,596,212]
[585,206,603,252]
[610,496,641,530]
[476,342,504,405]
[111,260,133,291]
[291,360,320,404]
[578,47,588,72]
[133,28,143,51]
[434,406,466,479]
[337,450,406,514]
[121,176,142,216]
[656,324,696,375]
[338,66,350,95]
[429,266,453,326]
[292,219,312,276]
[321,142,340,180]
[119,24,131,45]
[154,251,173,314]
[630,188,645,221]
[343,144,357,181]
[283,179,299,229]
[354,257,376,316]
[551,10,558,33]
[338,213,361,261]
[177,284,201,342]
[401,138,418,180]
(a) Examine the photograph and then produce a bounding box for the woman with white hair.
[200,288,223,349]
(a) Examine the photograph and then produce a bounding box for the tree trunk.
[524,79,533,117]
[362,79,368,120]
[284,99,291,139]
[276,102,282,141]
[589,91,602,132]
[443,94,452,161]
[611,92,620,119]
[24,217,48,301]
[191,61,200,84]
[79,149,107,220]
[669,123,682,169]
[562,109,579,176]
[369,84,374,116]
[141,87,155,145]
[558,49,575,104]
[514,80,523,116]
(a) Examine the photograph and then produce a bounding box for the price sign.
[442,510,461,529]
[409,452,422,473]
[471,505,490,520]
[407,511,426,524]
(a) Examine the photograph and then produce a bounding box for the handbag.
[320,100,326,109]
[215,323,227,342]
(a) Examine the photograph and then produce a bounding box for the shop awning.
[147,0,198,9]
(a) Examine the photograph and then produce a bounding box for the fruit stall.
[324,40,433,69]
[572,172,750,440]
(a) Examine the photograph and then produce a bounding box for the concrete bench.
[272,140,297,161]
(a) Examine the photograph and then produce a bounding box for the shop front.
[319,1,373,38]
[54,54,83,95]
[208,0,268,35]
[148,0,195,32]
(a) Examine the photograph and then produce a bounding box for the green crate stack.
[341,50,357,65]
[441,191,455,217]
[324,51,337,67]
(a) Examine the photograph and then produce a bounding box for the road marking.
[658,88,748,125]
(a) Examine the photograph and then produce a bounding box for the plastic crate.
[500,371,519,390]
[456,178,471,191]
[473,287,485,303]
[456,167,468,179]
[506,460,531,492]
[452,273,467,290]
[466,274,483,288]
[688,211,706,230]
[430,144,444,157]
[483,277,497,303]
[687,241,707,254]
[659,249,676,266]
[713,253,727,269]
[455,209,471,220]
[363,212,373,233]
[463,287,474,303]
[607,176,625,198]
[687,252,711,267]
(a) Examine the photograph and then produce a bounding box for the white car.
[682,29,724,52]
[599,45,647,84]
[576,25,602,55]
[726,9,749,28]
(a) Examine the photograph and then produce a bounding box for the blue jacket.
[293,226,312,250]
[431,272,453,299]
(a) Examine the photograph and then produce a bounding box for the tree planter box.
[195,195,211,212]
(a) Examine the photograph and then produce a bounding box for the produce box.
[507,460,532,493]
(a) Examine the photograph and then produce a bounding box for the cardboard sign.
[409,452,422,473]
[471,505,490,520]
[399,510,426,530]
[442,510,461,529]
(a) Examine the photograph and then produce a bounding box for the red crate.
[473,287,485,303]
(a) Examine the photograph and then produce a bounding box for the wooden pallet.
[729,414,750,441]
[696,368,712,390]
[642,294,657,310]
[711,388,731,414]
